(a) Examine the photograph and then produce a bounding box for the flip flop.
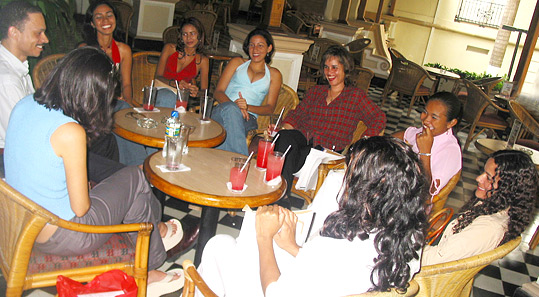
[147,268,185,297]
[162,219,183,251]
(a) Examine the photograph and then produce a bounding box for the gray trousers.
[35,166,166,270]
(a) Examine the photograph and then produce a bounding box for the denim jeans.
[155,88,176,108]
[211,101,258,156]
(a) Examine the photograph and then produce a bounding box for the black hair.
[242,27,275,64]
[453,150,537,244]
[34,47,119,144]
[175,17,205,55]
[320,45,356,86]
[321,136,428,292]
[82,0,121,46]
[0,1,42,40]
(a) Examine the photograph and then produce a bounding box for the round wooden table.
[144,147,286,265]
[113,108,225,148]
[423,66,461,92]
[475,138,539,169]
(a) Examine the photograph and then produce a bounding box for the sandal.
[147,268,184,297]
[162,219,183,251]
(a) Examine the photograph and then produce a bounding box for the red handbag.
[56,269,137,297]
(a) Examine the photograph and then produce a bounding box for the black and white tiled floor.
[5,85,538,296]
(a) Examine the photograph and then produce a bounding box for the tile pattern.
[2,86,539,297]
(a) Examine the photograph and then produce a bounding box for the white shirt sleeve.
[0,78,29,147]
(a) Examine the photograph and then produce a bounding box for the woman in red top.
[81,0,132,103]
[155,17,209,107]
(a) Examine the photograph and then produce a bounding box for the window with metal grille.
[454,0,506,28]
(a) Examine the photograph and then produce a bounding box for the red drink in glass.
[229,167,248,191]
[175,100,188,110]
[256,139,274,169]
[143,103,154,111]
[265,152,285,182]
[268,125,280,137]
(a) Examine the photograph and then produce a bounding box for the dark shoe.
[166,215,200,261]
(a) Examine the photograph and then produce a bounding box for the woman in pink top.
[393,92,462,200]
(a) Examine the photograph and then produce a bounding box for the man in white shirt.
[0,1,48,177]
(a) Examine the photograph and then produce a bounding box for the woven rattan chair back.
[32,53,65,89]
[346,38,371,67]
[509,100,539,138]
[473,76,502,96]
[182,258,419,297]
[351,67,375,91]
[282,10,313,36]
[299,38,341,91]
[183,9,217,46]
[425,208,454,245]
[256,84,300,130]
[110,0,133,43]
[414,237,521,297]
[389,47,406,60]
[163,25,182,45]
[429,170,461,215]
[0,179,152,297]
[132,51,160,106]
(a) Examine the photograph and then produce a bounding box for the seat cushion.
[416,85,432,96]
[478,112,508,129]
[28,234,135,274]
[516,139,539,151]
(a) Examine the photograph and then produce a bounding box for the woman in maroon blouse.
[274,45,386,207]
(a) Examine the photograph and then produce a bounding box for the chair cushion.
[478,112,508,128]
[28,234,135,274]
[516,139,539,151]
[416,85,431,96]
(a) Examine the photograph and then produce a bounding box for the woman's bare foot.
[148,270,180,284]
[158,220,179,238]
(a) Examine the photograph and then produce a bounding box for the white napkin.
[294,148,344,191]
[226,182,248,193]
[133,107,160,113]
[155,164,191,172]
[264,175,282,186]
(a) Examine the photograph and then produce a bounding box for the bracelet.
[418,152,432,157]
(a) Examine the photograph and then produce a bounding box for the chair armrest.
[56,220,154,234]
[183,259,218,297]
[489,101,509,113]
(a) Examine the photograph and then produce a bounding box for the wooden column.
[262,0,286,30]
[375,0,385,23]
[337,0,352,23]
[356,0,367,21]
[513,0,539,96]
[388,0,397,16]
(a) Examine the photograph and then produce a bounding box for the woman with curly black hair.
[197,136,428,296]
[422,150,537,265]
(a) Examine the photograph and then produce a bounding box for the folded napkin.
[226,182,248,193]
[156,164,191,172]
[133,107,160,113]
[294,148,344,191]
[264,175,282,186]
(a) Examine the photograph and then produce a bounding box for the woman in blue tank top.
[5,47,185,296]
[212,28,283,155]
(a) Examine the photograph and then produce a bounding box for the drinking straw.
[274,107,285,129]
[175,80,180,93]
[332,145,335,151]
[240,152,254,172]
[271,133,280,145]
[282,145,292,158]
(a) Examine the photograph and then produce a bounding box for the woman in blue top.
[212,28,282,155]
[4,47,184,296]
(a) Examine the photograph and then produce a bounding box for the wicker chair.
[132,51,160,106]
[345,38,371,67]
[109,0,133,44]
[282,10,313,37]
[163,25,181,45]
[429,170,461,215]
[381,51,436,116]
[299,38,341,91]
[351,67,375,91]
[32,53,65,89]
[458,80,509,151]
[184,9,217,46]
[509,100,539,151]
[0,179,152,297]
[414,236,521,297]
[425,208,454,245]
[182,259,419,297]
[389,47,406,60]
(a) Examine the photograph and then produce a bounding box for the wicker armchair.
[345,38,371,67]
[0,179,152,297]
[458,80,508,151]
[509,100,539,151]
[381,51,436,116]
[132,51,160,107]
[299,38,341,91]
[184,9,217,46]
[414,237,521,297]
[351,67,375,91]
[425,208,454,245]
[163,25,181,45]
[182,259,419,297]
[282,10,314,37]
[109,0,133,44]
[32,53,65,89]
[429,170,461,215]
